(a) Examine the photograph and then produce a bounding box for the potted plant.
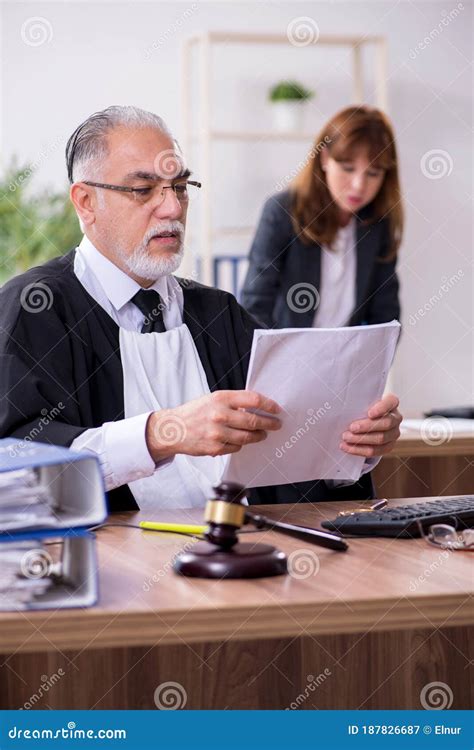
[268,80,314,132]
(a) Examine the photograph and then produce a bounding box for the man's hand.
[340,393,402,458]
[146,390,282,463]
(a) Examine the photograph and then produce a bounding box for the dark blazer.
[241,190,400,329]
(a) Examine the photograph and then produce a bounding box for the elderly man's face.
[86,126,189,283]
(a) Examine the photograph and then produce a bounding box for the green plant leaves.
[269,80,314,102]
[0,163,82,283]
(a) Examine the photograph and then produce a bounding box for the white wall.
[1,0,472,413]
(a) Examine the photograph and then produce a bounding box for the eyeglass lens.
[429,524,474,549]
[134,183,194,205]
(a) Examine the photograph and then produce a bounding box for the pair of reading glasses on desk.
[417,521,474,551]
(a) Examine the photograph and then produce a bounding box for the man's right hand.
[145,390,282,463]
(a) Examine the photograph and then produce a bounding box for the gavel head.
[204,482,247,549]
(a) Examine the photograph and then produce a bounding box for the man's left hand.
[340,393,402,458]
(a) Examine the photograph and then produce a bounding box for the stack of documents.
[0,467,56,531]
[223,321,401,488]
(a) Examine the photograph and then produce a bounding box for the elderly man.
[0,106,402,511]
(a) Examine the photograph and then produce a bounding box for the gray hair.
[65,105,173,183]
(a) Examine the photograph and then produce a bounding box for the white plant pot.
[271,100,306,132]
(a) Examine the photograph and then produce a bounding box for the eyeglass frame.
[416,520,474,551]
[81,179,202,204]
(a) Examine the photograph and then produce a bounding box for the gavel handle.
[245,512,348,552]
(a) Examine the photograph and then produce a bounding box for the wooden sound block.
[174,541,287,579]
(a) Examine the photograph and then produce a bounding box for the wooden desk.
[1,499,472,710]
[373,428,474,499]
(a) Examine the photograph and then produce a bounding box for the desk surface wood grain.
[1,498,472,654]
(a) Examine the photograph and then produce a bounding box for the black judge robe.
[0,250,374,510]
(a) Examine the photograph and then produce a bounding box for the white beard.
[119,221,185,280]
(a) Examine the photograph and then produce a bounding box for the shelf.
[189,130,315,142]
[182,30,388,286]
[186,32,384,47]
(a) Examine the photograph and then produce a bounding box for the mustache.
[144,221,185,243]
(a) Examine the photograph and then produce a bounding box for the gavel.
[174,482,347,579]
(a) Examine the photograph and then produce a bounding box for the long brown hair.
[291,105,403,260]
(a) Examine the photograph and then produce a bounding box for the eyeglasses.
[82,180,201,206]
[417,521,474,551]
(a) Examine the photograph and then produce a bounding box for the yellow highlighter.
[139,521,208,535]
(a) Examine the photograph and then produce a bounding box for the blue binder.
[0,439,107,610]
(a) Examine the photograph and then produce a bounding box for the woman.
[241,105,403,329]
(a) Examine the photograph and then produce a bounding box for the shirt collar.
[77,235,170,313]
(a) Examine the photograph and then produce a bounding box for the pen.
[139,521,208,535]
[371,499,388,511]
[336,499,388,518]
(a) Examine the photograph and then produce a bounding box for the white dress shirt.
[71,235,377,504]
[313,218,356,328]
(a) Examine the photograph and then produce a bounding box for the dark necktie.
[131,289,166,333]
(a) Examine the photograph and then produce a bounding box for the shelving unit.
[189,130,317,141]
[181,31,388,287]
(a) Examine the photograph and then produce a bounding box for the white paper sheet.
[222,321,401,488]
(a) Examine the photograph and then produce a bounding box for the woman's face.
[321,148,386,219]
